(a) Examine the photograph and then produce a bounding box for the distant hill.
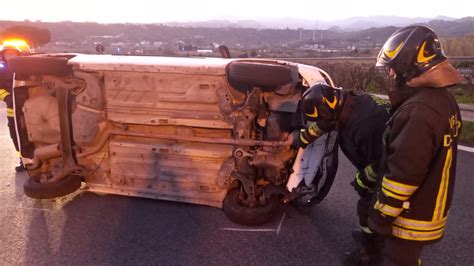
[165,20,264,29]
[428,17,474,37]
[313,16,457,30]
[163,16,459,30]
[0,17,472,51]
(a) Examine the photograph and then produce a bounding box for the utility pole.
[313,22,318,42]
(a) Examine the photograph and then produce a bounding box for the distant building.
[197,49,213,54]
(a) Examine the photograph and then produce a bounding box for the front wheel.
[8,56,73,77]
[223,187,280,226]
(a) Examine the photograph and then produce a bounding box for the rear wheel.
[23,174,82,199]
[223,187,280,226]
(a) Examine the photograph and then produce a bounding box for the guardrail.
[274,56,474,63]
[373,94,474,122]
[272,57,473,122]
[459,103,474,122]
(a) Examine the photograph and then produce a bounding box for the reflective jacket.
[372,86,461,243]
[0,65,14,117]
[299,91,390,180]
[337,91,390,173]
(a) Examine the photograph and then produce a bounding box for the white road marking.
[276,212,286,236]
[220,228,276,232]
[459,145,474,153]
[0,206,53,212]
[220,212,287,235]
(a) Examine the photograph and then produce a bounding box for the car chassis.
[9,54,339,225]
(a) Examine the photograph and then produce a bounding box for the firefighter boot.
[343,232,383,266]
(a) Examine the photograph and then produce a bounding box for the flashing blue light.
[0,62,5,69]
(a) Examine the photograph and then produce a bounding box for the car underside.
[9,54,338,225]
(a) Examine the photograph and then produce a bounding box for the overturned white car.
[9,54,338,225]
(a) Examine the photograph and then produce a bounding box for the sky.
[1,0,472,23]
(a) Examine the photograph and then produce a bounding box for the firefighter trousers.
[7,113,20,154]
[383,237,423,266]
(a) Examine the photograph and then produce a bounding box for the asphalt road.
[0,106,473,266]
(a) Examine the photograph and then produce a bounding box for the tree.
[1,26,52,48]
[441,36,474,56]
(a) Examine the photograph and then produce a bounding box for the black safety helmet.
[376,25,447,83]
[301,83,343,131]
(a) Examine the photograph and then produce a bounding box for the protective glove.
[367,191,397,236]
[368,210,394,236]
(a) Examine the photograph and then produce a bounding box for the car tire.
[223,187,280,226]
[8,57,72,77]
[227,61,294,89]
[23,174,82,199]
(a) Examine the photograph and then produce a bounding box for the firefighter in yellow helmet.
[367,25,463,265]
[0,43,27,171]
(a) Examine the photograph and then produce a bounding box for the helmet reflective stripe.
[306,106,318,118]
[384,41,404,59]
[301,83,340,129]
[417,41,436,64]
[323,96,337,110]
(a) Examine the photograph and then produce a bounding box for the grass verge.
[450,87,474,104]
[460,120,474,146]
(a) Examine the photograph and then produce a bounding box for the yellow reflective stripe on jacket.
[392,226,444,241]
[382,187,410,201]
[433,147,453,221]
[355,172,368,189]
[300,134,309,144]
[0,89,10,101]
[6,108,14,117]
[364,165,377,181]
[382,177,418,196]
[394,216,447,231]
[374,200,403,217]
[308,124,320,137]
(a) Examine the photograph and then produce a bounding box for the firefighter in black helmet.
[290,83,390,265]
[0,45,24,171]
[367,25,462,265]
